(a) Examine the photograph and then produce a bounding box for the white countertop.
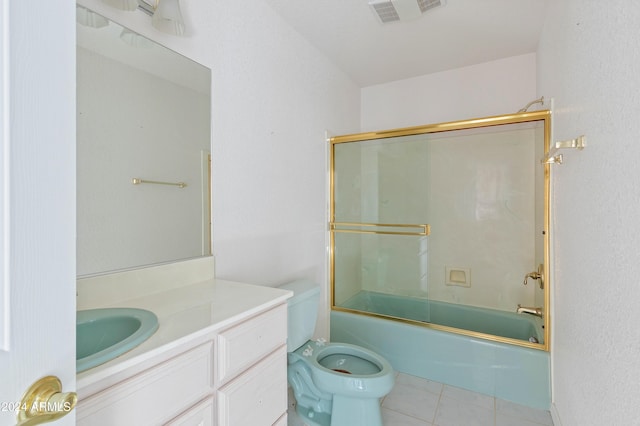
[77,277,291,396]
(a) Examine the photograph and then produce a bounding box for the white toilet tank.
[278,280,320,352]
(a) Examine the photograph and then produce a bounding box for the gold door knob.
[16,376,77,426]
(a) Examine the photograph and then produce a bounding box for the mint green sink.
[77,308,159,373]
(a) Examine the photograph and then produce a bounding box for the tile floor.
[288,372,554,426]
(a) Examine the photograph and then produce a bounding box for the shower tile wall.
[333,143,364,304]
[362,139,430,297]
[427,129,537,311]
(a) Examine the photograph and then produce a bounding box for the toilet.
[279,280,395,426]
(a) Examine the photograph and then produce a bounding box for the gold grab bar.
[330,222,430,236]
[131,177,187,188]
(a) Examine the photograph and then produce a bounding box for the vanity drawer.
[165,396,215,426]
[217,303,287,384]
[77,342,214,426]
[217,346,288,426]
[273,413,288,426]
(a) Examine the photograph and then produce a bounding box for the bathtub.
[340,291,544,344]
[331,293,550,410]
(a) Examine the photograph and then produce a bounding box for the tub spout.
[516,304,542,317]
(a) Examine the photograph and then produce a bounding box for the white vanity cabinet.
[165,397,215,426]
[216,304,288,425]
[76,301,289,426]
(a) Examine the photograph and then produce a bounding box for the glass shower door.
[331,134,432,319]
[329,112,550,348]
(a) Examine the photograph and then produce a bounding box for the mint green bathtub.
[341,291,544,344]
[331,292,550,410]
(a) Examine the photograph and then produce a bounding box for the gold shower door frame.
[329,110,551,351]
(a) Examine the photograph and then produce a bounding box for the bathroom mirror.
[76,6,212,277]
[330,111,550,350]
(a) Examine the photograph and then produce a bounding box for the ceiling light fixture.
[100,0,138,12]
[77,5,110,28]
[151,0,185,36]
[100,0,185,36]
[120,29,155,48]
[368,0,444,23]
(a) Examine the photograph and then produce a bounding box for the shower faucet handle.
[522,271,540,285]
[522,264,544,289]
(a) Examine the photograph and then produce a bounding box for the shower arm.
[518,96,545,113]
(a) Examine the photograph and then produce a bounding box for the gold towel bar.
[330,222,430,236]
[131,178,187,188]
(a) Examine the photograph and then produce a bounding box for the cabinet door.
[77,342,214,425]
[272,414,288,426]
[165,396,215,426]
[217,304,287,385]
[217,346,287,426]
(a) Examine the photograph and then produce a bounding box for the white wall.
[78,0,361,337]
[361,53,537,131]
[206,3,360,340]
[537,1,640,424]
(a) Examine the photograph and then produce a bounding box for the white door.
[0,1,76,426]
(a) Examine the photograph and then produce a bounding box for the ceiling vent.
[369,0,444,23]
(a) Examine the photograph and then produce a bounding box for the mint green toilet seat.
[318,353,381,375]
